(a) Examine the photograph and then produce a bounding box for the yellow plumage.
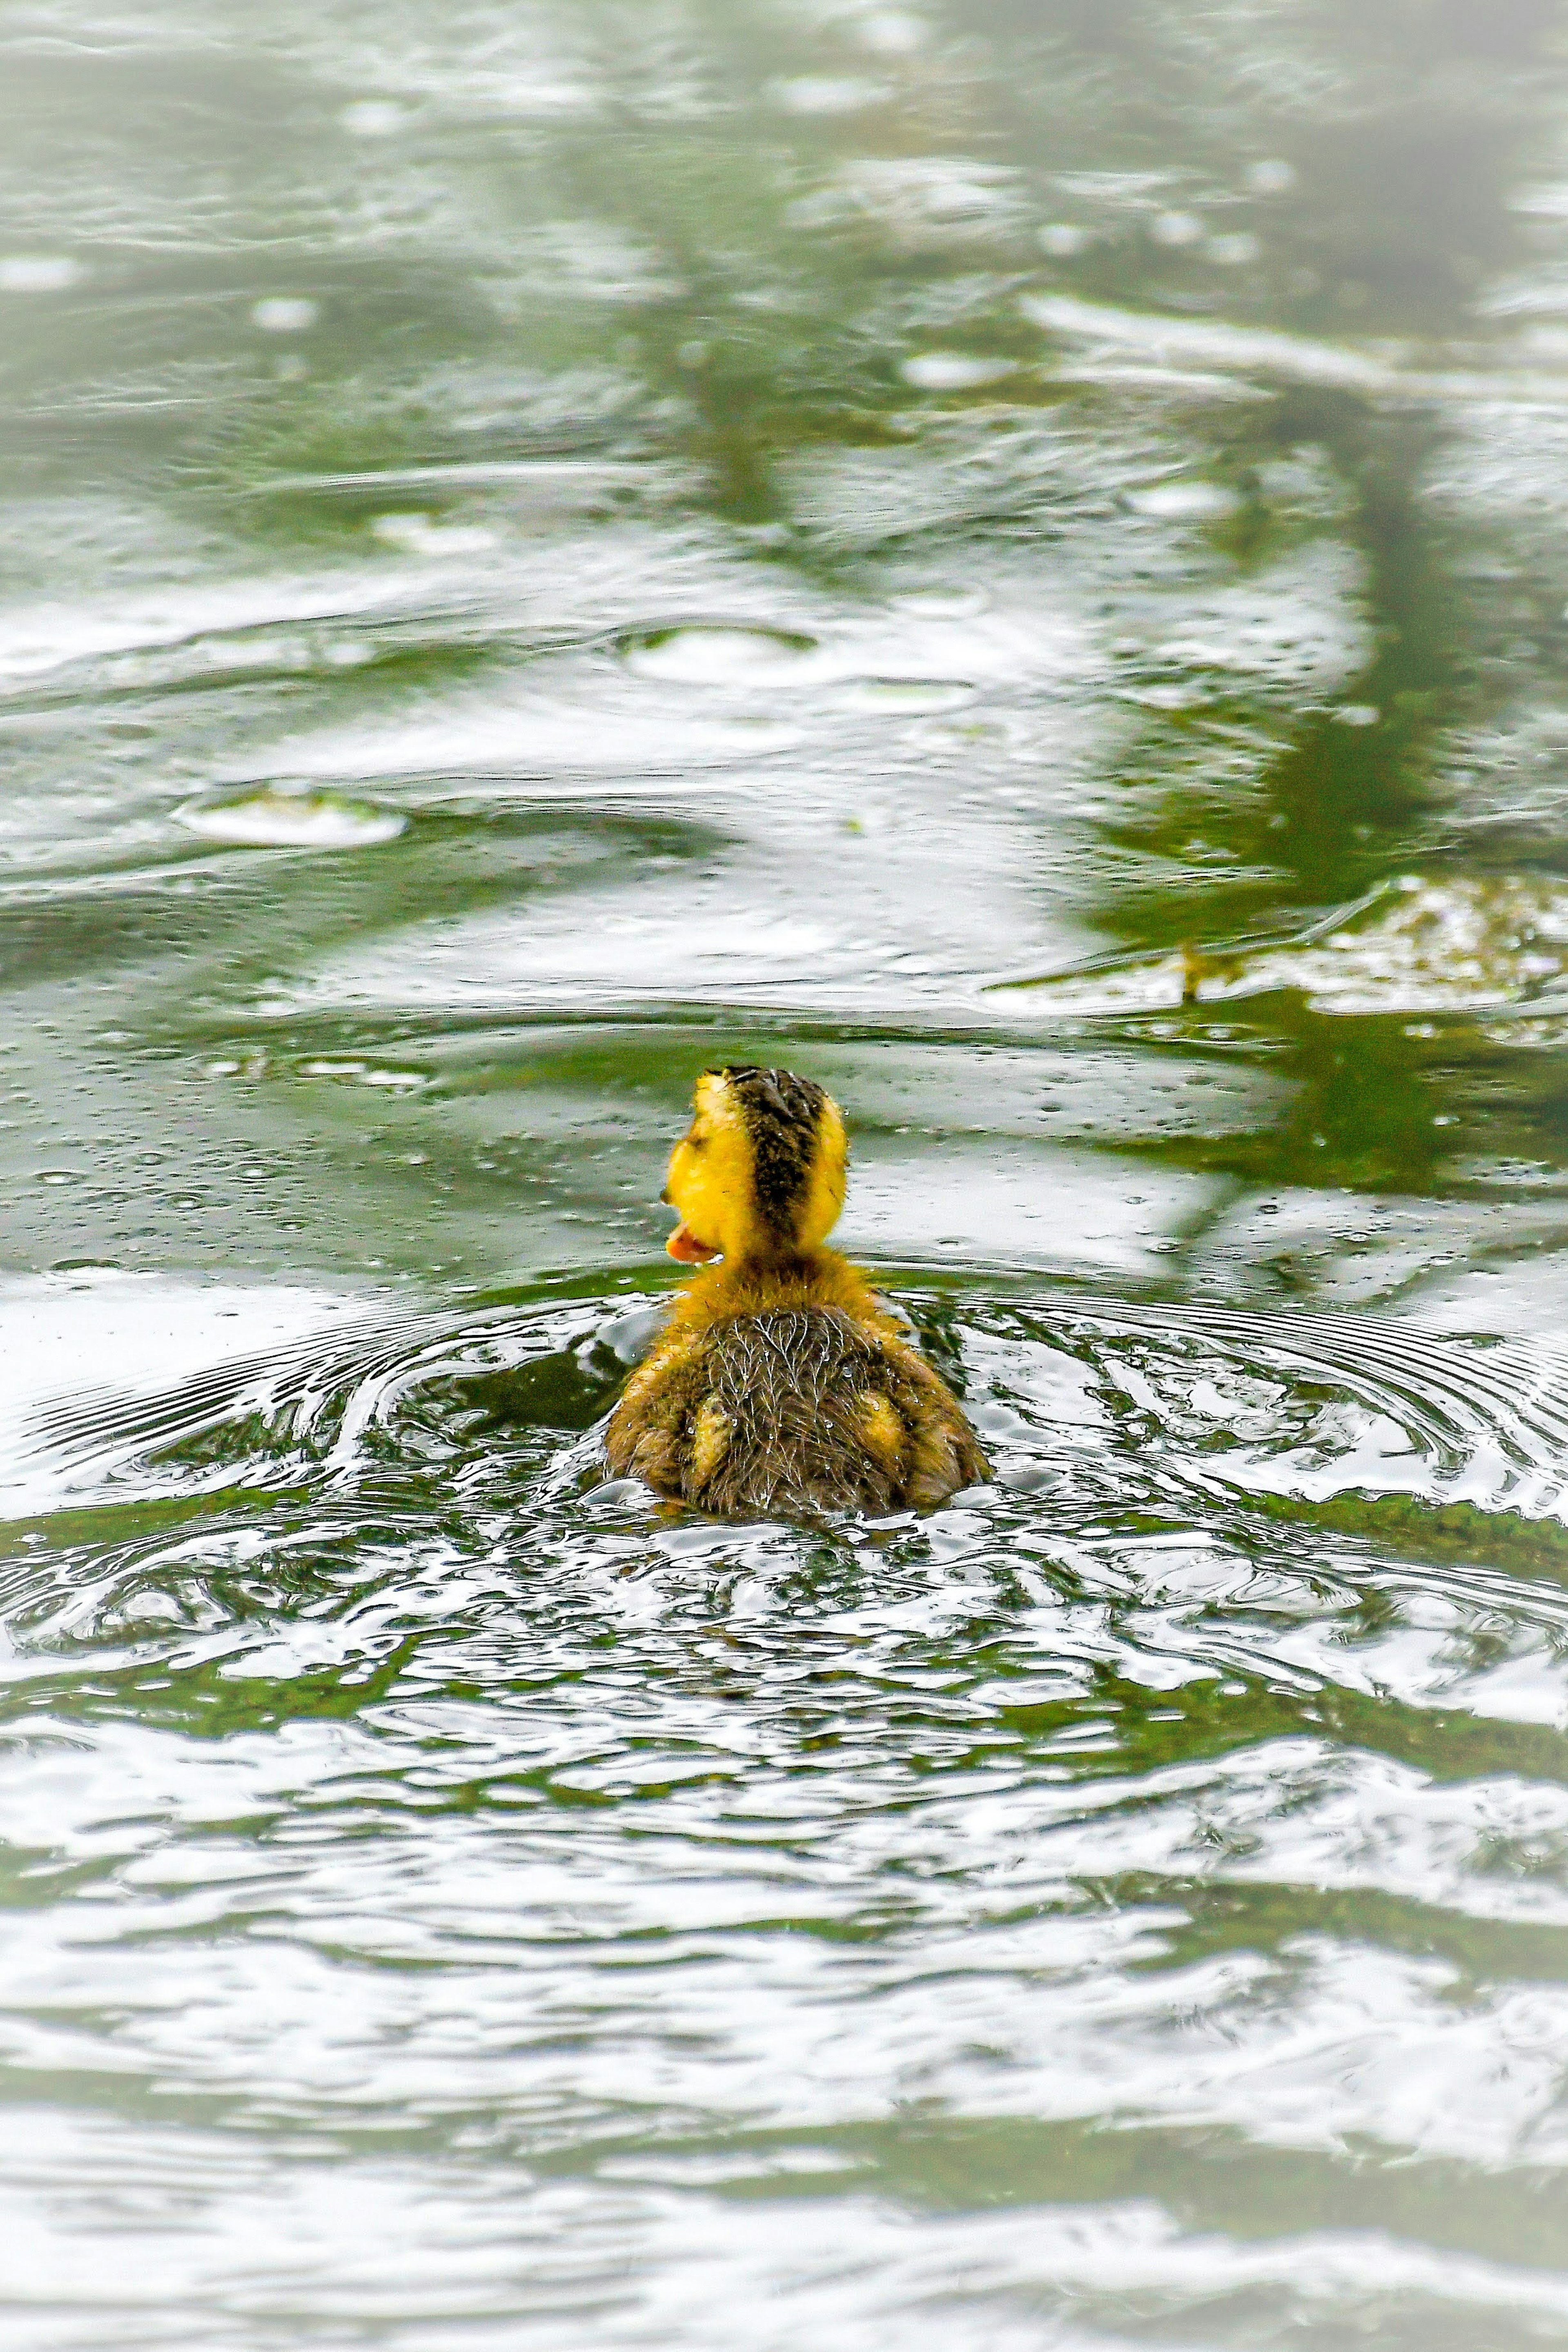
[604,1066,989,1519]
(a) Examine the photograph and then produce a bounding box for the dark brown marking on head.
[711,1065,826,1242]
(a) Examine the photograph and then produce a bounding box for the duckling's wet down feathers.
[604,1066,989,1518]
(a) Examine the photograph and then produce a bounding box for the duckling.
[604,1065,989,1518]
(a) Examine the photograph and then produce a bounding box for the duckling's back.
[605,1304,988,1518]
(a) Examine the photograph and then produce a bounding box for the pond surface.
[8,2,1568,2343]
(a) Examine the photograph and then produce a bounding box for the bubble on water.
[900,351,1018,390]
[619,624,818,683]
[339,99,407,136]
[1208,231,1262,266]
[1151,210,1204,247]
[1127,481,1243,521]
[176,787,408,849]
[1039,222,1090,257]
[251,297,319,333]
[1332,702,1381,726]
[0,255,82,292]
[369,511,497,556]
[767,76,889,116]
[1247,157,1297,195]
[837,676,976,712]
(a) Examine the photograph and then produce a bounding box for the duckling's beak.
[666,1220,720,1263]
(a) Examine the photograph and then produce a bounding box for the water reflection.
[6,0,1568,2343]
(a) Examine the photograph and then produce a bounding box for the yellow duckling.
[604,1065,990,1518]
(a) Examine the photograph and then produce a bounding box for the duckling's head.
[662,1066,847,1266]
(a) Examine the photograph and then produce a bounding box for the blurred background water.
[9,2,1568,2343]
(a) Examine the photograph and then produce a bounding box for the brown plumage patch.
[711,1065,825,1244]
[605,1302,989,1518]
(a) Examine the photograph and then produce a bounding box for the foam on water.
[1003,874,1568,1016]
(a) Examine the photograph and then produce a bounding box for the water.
[7,1,1568,2341]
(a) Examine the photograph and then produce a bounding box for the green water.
[7,2,1568,2343]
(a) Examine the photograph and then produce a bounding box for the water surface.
[7,2,1568,2343]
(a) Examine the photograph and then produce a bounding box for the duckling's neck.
[671,1240,886,1326]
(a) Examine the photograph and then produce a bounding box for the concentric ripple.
[5,1284,1568,2351]
[13,1282,1568,1649]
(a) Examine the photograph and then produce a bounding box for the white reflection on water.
[4,1289,1568,2343]
[2,1258,1568,2341]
